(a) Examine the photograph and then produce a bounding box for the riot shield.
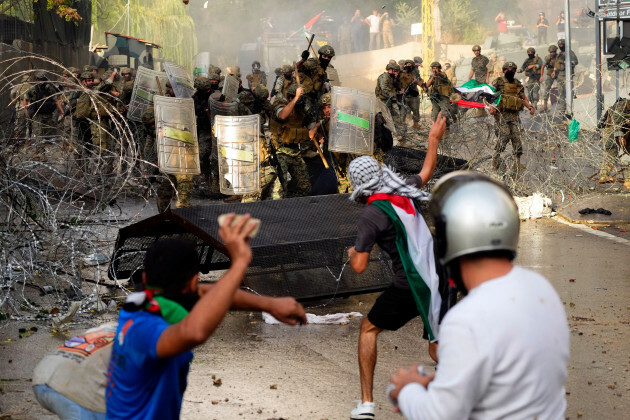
[127,66,169,122]
[154,96,201,176]
[193,52,211,78]
[375,98,397,136]
[208,97,239,125]
[326,67,341,87]
[328,86,375,155]
[163,61,195,99]
[221,74,240,102]
[215,114,260,195]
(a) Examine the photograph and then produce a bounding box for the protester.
[347,114,448,420]
[105,224,307,419]
[387,171,570,419]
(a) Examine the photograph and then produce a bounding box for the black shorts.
[367,285,420,331]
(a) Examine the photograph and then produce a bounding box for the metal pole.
[595,0,603,121]
[127,1,130,35]
[565,0,573,116]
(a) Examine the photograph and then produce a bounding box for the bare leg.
[429,341,438,363]
[358,317,382,402]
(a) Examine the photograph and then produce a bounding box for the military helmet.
[320,92,332,106]
[21,74,31,82]
[83,64,97,72]
[227,66,241,77]
[404,59,415,66]
[385,63,400,71]
[398,59,406,66]
[502,61,518,70]
[430,61,442,69]
[428,171,519,265]
[209,64,221,75]
[252,60,261,67]
[121,67,132,75]
[548,44,558,52]
[62,68,73,77]
[141,106,155,125]
[274,67,282,77]
[34,71,47,80]
[80,71,93,80]
[526,47,536,55]
[68,66,80,75]
[413,56,423,64]
[237,90,255,105]
[208,73,220,82]
[196,77,212,90]
[490,53,497,59]
[318,44,335,57]
[287,84,302,97]
[254,84,269,100]
[472,45,481,51]
[557,39,565,47]
[281,64,293,74]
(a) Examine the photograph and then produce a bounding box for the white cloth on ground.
[263,311,363,325]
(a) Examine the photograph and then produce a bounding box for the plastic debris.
[514,193,553,220]
[262,311,363,325]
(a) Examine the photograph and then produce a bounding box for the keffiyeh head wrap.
[348,156,431,202]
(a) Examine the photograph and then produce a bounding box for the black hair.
[143,237,200,293]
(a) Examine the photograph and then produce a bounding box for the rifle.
[266,138,286,189]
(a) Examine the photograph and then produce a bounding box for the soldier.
[468,45,490,84]
[10,74,32,138]
[23,71,64,139]
[540,44,559,112]
[299,44,335,98]
[597,97,630,188]
[412,56,423,79]
[444,59,457,86]
[375,62,401,125]
[246,61,267,91]
[72,72,97,167]
[426,61,456,128]
[118,68,135,110]
[399,59,424,130]
[489,61,536,172]
[517,47,543,110]
[192,77,214,195]
[273,64,294,102]
[269,84,312,197]
[208,72,220,93]
[554,38,578,115]
[83,65,98,76]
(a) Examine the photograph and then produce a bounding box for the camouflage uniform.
[444,62,457,86]
[24,78,60,137]
[519,53,543,105]
[192,79,213,193]
[375,67,400,122]
[554,46,578,114]
[269,96,312,197]
[427,63,455,126]
[399,60,421,127]
[471,54,490,84]
[541,48,559,111]
[598,98,630,183]
[246,68,268,91]
[491,75,526,169]
[11,75,31,138]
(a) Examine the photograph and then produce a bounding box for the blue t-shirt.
[105,310,193,419]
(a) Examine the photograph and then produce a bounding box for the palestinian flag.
[368,194,442,342]
[289,11,324,39]
[454,80,501,108]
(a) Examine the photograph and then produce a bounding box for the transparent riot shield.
[221,74,240,102]
[163,61,195,99]
[193,52,210,78]
[328,86,375,155]
[375,98,397,137]
[208,97,239,124]
[127,66,169,122]
[326,67,341,87]
[215,114,260,195]
[154,96,201,176]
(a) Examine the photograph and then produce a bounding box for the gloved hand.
[301,50,310,61]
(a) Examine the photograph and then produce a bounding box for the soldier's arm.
[468,68,474,81]
[277,87,304,120]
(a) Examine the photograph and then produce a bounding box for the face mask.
[505,70,516,81]
[319,57,330,70]
[559,46,565,52]
[528,53,535,59]
[405,66,412,72]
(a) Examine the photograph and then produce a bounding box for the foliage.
[394,1,421,28]
[35,0,82,23]
[440,0,484,44]
[92,0,197,71]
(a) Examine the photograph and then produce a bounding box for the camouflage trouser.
[542,77,557,105]
[332,152,352,194]
[90,119,112,151]
[241,163,284,202]
[525,78,541,105]
[600,128,629,177]
[156,173,194,212]
[431,95,455,127]
[31,113,56,138]
[276,146,311,197]
[493,111,523,157]
[403,95,421,123]
[373,148,386,164]
[14,106,28,138]
[556,74,567,113]
[198,130,212,175]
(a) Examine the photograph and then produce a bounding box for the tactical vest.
[375,73,394,101]
[247,72,264,90]
[270,101,310,145]
[545,55,557,77]
[497,77,524,112]
[398,72,419,97]
[430,73,453,97]
[523,57,540,79]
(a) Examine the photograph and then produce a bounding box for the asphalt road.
[0,217,627,420]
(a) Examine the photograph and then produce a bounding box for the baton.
[305,34,317,58]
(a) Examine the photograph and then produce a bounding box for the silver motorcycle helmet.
[429,171,520,265]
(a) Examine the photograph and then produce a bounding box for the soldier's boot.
[598,169,614,183]
[514,155,527,170]
[540,101,548,112]
[412,121,422,130]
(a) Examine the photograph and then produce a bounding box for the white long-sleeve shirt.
[398,265,570,420]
